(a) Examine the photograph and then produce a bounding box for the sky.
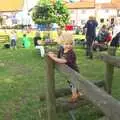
[24,0,39,10]
[16,0,39,24]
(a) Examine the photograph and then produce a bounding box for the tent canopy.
[0,0,24,12]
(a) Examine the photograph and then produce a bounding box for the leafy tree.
[32,0,70,28]
[0,16,3,26]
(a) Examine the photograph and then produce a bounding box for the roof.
[66,1,95,9]
[0,0,24,12]
[96,0,120,8]
[66,0,120,9]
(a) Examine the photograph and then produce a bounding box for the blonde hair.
[58,32,73,45]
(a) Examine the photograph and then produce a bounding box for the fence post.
[104,47,116,94]
[46,55,57,120]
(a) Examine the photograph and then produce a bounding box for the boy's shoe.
[69,91,84,103]
[69,92,81,103]
[69,96,78,103]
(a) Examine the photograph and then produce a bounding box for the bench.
[44,42,57,47]
[73,34,86,46]
[0,35,9,44]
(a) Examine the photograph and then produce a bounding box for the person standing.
[84,16,98,59]
[10,30,17,49]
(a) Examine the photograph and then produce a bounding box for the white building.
[65,0,120,26]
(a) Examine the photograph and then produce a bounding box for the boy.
[48,32,80,102]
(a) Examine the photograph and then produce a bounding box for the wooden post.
[46,56,57,120]
[98,117,109,120]
[104,47,116,94]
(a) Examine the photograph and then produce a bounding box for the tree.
[0,16,3,26]
[32,0,70,28]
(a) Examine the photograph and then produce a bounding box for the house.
[65,0,120,26]
[0,0,35,26]
[0,0,24,12]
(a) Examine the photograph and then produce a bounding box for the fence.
[46,47,120,120]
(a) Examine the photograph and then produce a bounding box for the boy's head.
[59,32,73,50]
[63,41,73,51]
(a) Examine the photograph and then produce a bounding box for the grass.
[0,44,120,120]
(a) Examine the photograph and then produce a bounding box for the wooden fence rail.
[99,54,120,68]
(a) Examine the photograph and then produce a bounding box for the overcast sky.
[24,0,39,10]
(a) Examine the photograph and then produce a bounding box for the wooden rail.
[99,54,120,68]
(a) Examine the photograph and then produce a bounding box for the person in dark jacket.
[84,16,98,59]
[110,32,120,47]
[33,32,41,46]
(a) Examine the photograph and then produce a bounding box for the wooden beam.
[55,63,120,120]
[56,96,89,112]
[40,88,71,101]
[98,47,120,69]
[40,80,104,101]
[99,53,120,68]
[98,117,109,120]
[46,56,57,120]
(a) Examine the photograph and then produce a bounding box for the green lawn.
[0,45,120,120]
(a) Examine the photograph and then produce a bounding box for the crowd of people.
[6,30,53,58]
[83,16,120,59]
[6,30,31,50]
